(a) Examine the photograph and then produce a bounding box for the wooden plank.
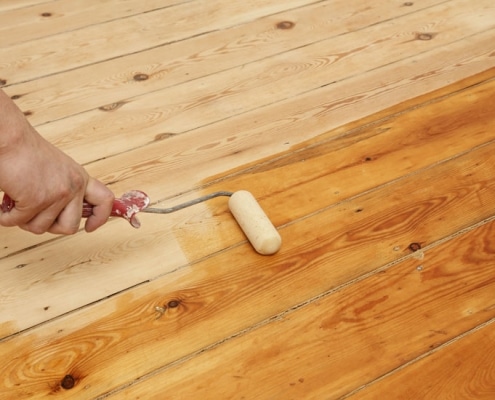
[1,67,494,313]
[0,0,50,12]
[110,219,495,399]
[0,0,318,86]
[0,0,193,47]
[348,322,495,399]
[1,87,495,397]
[5,0,447,127]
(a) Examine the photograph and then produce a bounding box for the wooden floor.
[1,0,495,398]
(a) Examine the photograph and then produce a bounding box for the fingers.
[82,178,115,232]
[0,178,114,235]
[0,195,81,235]
[47,195,84,235]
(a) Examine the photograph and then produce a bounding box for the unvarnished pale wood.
[7,0,446,127]
[0,0,49,12]
[1,1,495,398]
[0,0,316,85]
[0,0,192,47]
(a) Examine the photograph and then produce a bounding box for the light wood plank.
[0,0,192,47]
[1,83,495,397]
[348,322,495,399]
[112,219,495,399]
[6,0,447,127]
[0,0,50,12]
[0,0,318,86]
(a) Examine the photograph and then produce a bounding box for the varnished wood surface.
[1,1,495,398]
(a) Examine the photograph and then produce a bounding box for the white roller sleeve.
[228,190,282,255]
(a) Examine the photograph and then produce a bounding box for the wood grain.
[0,0,316,85]
[1,68,494,334]
[6,0,446,127]
[348,321,495,399]
[113,217,495,399]
[0,0,192,47]
[1,75,495,397]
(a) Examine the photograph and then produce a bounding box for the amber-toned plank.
[1,122,495,398]
[1,66,494,322]
[111,219,495,399]
[0,0,191,47]
[348,322,495,400]
[0,0,316,86]
[7,0,447,127]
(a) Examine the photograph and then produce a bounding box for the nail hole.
[23,111,33,116]
[11,94,22,100]
[41,12,52,17]
[0,79,7,85]
[403,2,414,5]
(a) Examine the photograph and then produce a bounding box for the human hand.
[0,90,114,234]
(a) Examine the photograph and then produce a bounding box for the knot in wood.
[416,32,434,41]
[408,242,422,252]
[276,21,295,30]
[61,374,75,390]
[167,300,180,308]
[99,101,126,112]
[133,73,149,81]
